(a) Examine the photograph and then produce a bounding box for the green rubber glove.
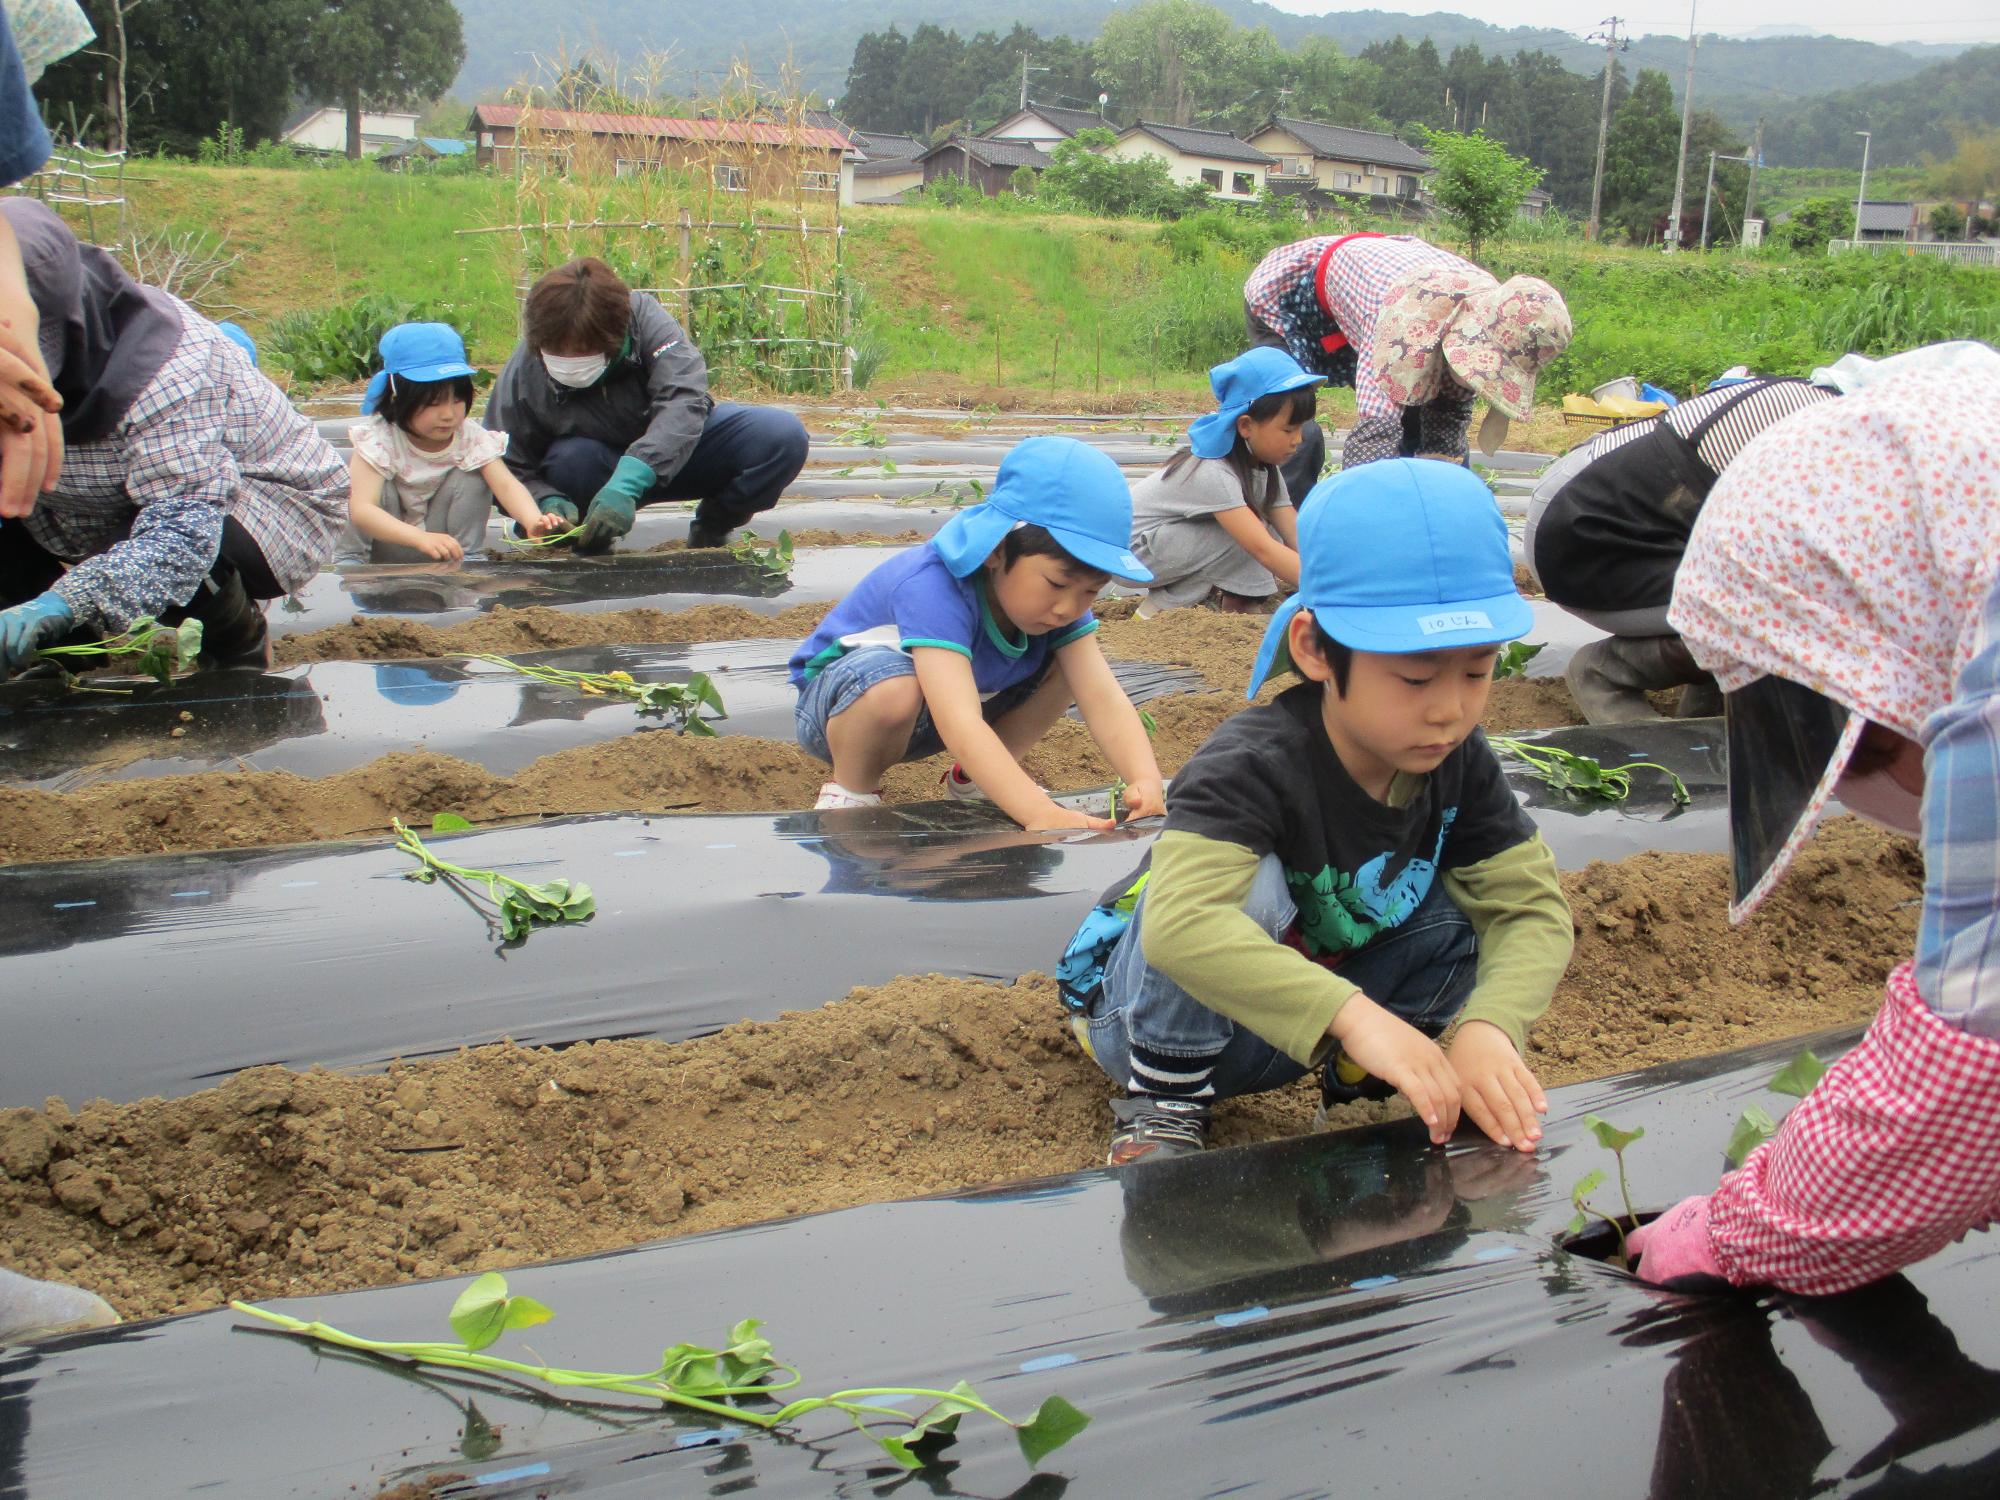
[574,456,654,554]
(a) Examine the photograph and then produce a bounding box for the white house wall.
[283,109,420,153]
[1103,136,1264,200]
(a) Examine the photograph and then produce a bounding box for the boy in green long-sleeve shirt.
[1057,458,1574,1165]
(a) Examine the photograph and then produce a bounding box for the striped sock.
[1127,1041,1219,1100]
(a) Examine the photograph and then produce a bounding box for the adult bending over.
[1524,374,1837,723]
[484,257,810,555]
[1244,233,1569,489]
[0,199,346,677]
[1629,362,2000,1295]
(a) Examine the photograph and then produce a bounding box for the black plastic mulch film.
[6,1033,1999,1497]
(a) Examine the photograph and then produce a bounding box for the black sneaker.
[1315,1048,1397,1126]
[688,516,734,551]
[1107,1095,1210,1165]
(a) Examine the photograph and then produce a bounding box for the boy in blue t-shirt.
[790,436,1167,831]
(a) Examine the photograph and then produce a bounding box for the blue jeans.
[542,402,810,530]
[1085,853,1477,1101]
[795,645,1055,764]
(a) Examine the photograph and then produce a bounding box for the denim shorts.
[794,645,1055,764]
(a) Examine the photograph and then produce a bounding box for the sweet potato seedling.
[1567,1114,1646,1267]
[36,616,203,687]
[1724,1048,1828,1168]
[726,528,795,578]
[1490,737,1691,806]
[459,654,727,734]
[500,523,585,550]
[1493,642,1546,680]
[392,817,596,943]
[232,1273,1088,1473]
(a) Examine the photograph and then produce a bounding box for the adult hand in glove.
[573,456,654,554]
[517,494,579,539]
[1629,1194,1732,1292]
[0,590,72,678]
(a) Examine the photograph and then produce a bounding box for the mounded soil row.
[0,819,1919,1321]
[1,612,1584,865]
[272,602,839,666]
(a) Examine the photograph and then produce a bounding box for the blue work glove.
[0,591,74,679]
[573,456,654,554]
[516,494,579,538]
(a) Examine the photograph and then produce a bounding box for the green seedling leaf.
[448,1272,552,1352]
[1725,1104,1779,1168]
[881,458,899,476]
[1138,708,1158,739]
[1493,641,1545,680]
[1570,1167,1606,1211]
[875,1435,926,1471]
[431,812,473,833]
[1016,1393,1091,1467]
[906,1381,979,1448]
[1585,1115,1645,1154]
[1769,1049,1826,1099]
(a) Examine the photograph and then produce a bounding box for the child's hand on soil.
[415,533,465,563]
[521,510,568,537]
[1330,994,1461,1145]
[1446,1020,1548,1153]
[1023,803,1115,834]
[1120,777,1167,820]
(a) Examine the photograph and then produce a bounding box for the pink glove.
[1629,1195,1732,1290]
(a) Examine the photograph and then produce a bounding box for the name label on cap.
[1416,610,1492,635]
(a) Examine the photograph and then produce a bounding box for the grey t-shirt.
[1130,455,1286,541]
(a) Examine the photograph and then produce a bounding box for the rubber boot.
[688,513,737,551]
[1564,634,1708,725]
[187,569,271,671]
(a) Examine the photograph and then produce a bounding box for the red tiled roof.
[470,104,850,152]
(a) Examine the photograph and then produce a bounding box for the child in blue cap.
[342,323,566,564]
[790,435,1167,827]
[1129,347,1322,616]
[1057,458,1574,1164]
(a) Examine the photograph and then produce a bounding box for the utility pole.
[1586,16,1624,242]
[1853,129,1872,243]
[1665,0,1698,250]
[1743,117,1763,225]
[1018,51,1049,113]
[1701,150,1751,249]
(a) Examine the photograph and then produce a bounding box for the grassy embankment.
[114,163,2000,425]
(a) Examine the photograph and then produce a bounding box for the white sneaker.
[815,783,883,810]
[940,763,990,802]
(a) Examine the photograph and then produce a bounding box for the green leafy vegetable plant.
[392,818,596,943]
[1566,1114,1645,1268]
[1490,737,1691,806]
[37,616,203,687]
[726,528,795,578]
[1493,641,1546,680]
[458,654,727,734]
[838,414,890,449]
[232,1273,1088,1473]
[1724,1048,1827,1167]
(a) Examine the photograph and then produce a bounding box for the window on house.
[614,157,658,179]
[1397,175,1419,198]
[1332,171,1353,190]
[517,148,570,178]
[1232,172,1255,196]
[1200,168,1222,190]
[714,163,746,192]
[1282,155,1310,176]
[800,169,838,192]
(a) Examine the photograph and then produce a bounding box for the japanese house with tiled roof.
[1249,116,1431,204]
[1105,122,1276,202]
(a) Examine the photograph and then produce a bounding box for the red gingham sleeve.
[1706,962,2000,1294]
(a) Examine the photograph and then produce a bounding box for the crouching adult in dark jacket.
[484,258,810,554]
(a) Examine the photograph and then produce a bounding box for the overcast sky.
[1254,1,2000,47]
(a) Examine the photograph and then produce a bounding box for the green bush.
[266,293,474,385]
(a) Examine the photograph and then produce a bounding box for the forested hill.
[450,0,1953,110]
[1757,45,2000,168]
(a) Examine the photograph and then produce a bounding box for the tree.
[1602,68,1682,242]
[1094,0,1236,126]
[1926,124,2000,204]
[294,0,466,159]
[1036,126,1208,217]
[1777,196,1854,252]
[840,27,909,132]
[1423,128,1542,260]
[896,24,964,138]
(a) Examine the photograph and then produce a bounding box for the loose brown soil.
[0,611,1580,864]
[0,819,1918,1321]
[273,602,837,666]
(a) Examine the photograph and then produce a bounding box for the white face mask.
[1836,769,1923,838]
[541,351,608,389]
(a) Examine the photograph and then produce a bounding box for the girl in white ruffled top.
[341,322,564,563]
